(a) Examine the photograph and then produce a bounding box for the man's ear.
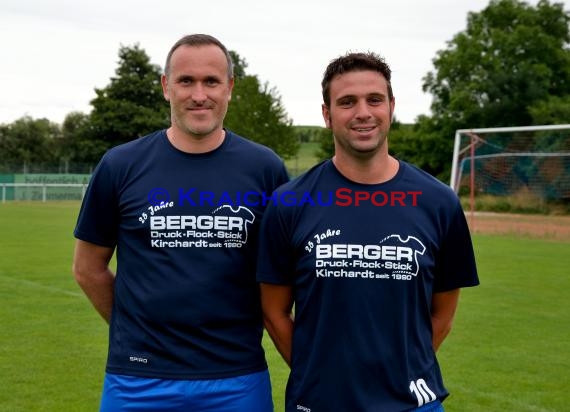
[161,74,170,101]
[228,77,235,101]
[322,104,332,129]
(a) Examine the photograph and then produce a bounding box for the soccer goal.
[450,124,570,219]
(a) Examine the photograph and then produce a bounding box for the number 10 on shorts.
[409,378,436,407]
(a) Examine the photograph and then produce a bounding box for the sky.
[1,0,568,127]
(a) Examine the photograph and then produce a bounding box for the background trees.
[0,116,61,172]
[314,0,570,177]
[85,44,170,160]
[225,52,299,159]
[0,44,299,169]
[1,0,569,180]
[59,111,105,168]
[79,46,299,163]
[426,0,570,127]
[412,0,570,179]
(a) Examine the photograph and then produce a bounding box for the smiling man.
[72,34,288,411]
[257,52,479,411]
[162,38,233,151]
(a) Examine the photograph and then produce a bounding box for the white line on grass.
[0,274,84,298]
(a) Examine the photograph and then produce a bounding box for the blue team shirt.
[256,160,479,411]
[74,129,288,379]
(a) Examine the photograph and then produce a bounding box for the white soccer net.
[450,125,570,201]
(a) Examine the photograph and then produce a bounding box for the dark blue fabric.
[257,160,479,411]
[75,129,288,379]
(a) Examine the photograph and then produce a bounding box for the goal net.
[450,124,570,215]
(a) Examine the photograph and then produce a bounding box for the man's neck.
[332,152,399,184]
[167,127,226,154]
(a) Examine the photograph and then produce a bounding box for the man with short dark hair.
[257,51,479,411]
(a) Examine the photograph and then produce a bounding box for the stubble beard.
[331,111,392,159]
[333,127,390,160]
[173,109,224,139]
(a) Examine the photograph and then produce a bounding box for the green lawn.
[1,202,568,411]
[438,234,570,411]
[284,141,320,177]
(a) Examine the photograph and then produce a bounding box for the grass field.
[1,202,569,411]
[284,141,320,177]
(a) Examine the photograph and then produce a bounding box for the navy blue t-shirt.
[74,129,288,379]
[257,160,479,411]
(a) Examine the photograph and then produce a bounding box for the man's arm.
[72,239,116,323]
[260,283,294,367]
[431,289,460,351]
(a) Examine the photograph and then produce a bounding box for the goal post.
[450,124,570,218]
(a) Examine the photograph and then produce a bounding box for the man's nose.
[354,100,372,119]
[191,83,207,103]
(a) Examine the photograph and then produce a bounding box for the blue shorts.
[413,400,444,411]
[100,370,273,412]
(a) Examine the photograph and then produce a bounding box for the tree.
[416,0,570,179]
[87,44,169,151]
[225,52,299,159]
[0,116,61,172]
[294,126,324,143]
[315,127,334,162]
[529,95,570,124]
[59,112,105,170]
